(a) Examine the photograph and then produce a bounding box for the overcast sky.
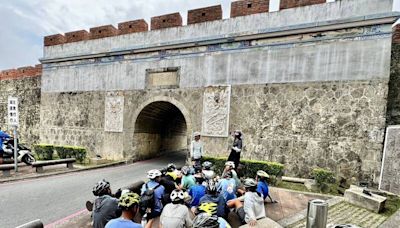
[0,0,398,70]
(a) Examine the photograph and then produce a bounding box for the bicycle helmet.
[257,170,269,178]
[118,192,140,210]
[192,213,219,228]
[243,178,258,188]
[207,179,218,194]
[181,166,190,175]
[147,169,162,179]
[170,189,185,202]
[92,179,110,196]
[202,161,212,170]
[198,202,218,216]
[167,163,177,172]
[225,161,235,169]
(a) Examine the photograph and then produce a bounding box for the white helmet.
[170,189,185,202]
[147,169,162,179]
[225,161,235,168]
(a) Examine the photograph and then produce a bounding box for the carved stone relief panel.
[104,92,124,132]
[379,125,400,195]
[202,85,231,137]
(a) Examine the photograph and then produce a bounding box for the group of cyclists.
[91,160,276,228]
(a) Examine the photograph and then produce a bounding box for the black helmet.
[92,179,110,196]
[206,179,218,194]
[167,163,177,172]
[202,161,212,170]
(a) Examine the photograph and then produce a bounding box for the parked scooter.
[1,138,36,165]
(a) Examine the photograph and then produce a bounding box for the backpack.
[139,183,161,214]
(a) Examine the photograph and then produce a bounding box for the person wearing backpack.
[92,179,121,228]
[160,189,193,228]
[140,169,165,228]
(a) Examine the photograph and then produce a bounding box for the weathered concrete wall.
[0,76,41,146]
[41,31,392,92]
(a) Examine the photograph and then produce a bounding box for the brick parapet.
[151,13,183,30]
[89,25,119,39]
[231,0,269,18]
[42,0,357,46]
[280,0,326,10]
[65,30,90,43]
[118,19,148,35]
[0,64,42,81]
[188,5,222,25]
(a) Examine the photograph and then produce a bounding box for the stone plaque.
[379,125,400,195]
[146,67,179,89]
[104,93,124,132]
[202,85,231,137]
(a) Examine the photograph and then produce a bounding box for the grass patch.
[381,195,400,217]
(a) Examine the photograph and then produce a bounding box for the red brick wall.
[280,0,326,10]
[151,13,182,30]
[118,19,148,35]
[0,65,42,81]
[89,25,118,39]
[44,34,66,46]
[65,30,90,43]
[188,5,222,25]
[231,0,269,18]
[393,24,400,44]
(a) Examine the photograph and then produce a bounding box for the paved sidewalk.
[0,161,125,183]
[288,201,389,228]
[380,209,400,227]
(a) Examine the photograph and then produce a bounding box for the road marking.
[44,208,88,228]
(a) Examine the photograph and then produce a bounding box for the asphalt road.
[0,152,186,228]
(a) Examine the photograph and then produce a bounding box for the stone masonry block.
[344,185,386,213]
[231,0,269,18]
[118,19,148,35]
[65,30,90,43]
[280,0,326,10]
[90,25,118,39]
[44,34,66,46]
[188,5,222,25]
[151,13,182,30]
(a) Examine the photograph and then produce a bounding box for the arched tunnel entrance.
[134,101,188,159]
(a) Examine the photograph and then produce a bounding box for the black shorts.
[147,210,161,220]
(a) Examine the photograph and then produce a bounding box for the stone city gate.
[1,0,400,185]
[132,97,192,160]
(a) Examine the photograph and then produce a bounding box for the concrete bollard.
[306,199,328,228]
[15,219,44,228]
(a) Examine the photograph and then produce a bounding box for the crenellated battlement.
[43,0,330,46]
[0,64,42,81]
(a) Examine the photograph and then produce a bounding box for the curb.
[0,161,127,184]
